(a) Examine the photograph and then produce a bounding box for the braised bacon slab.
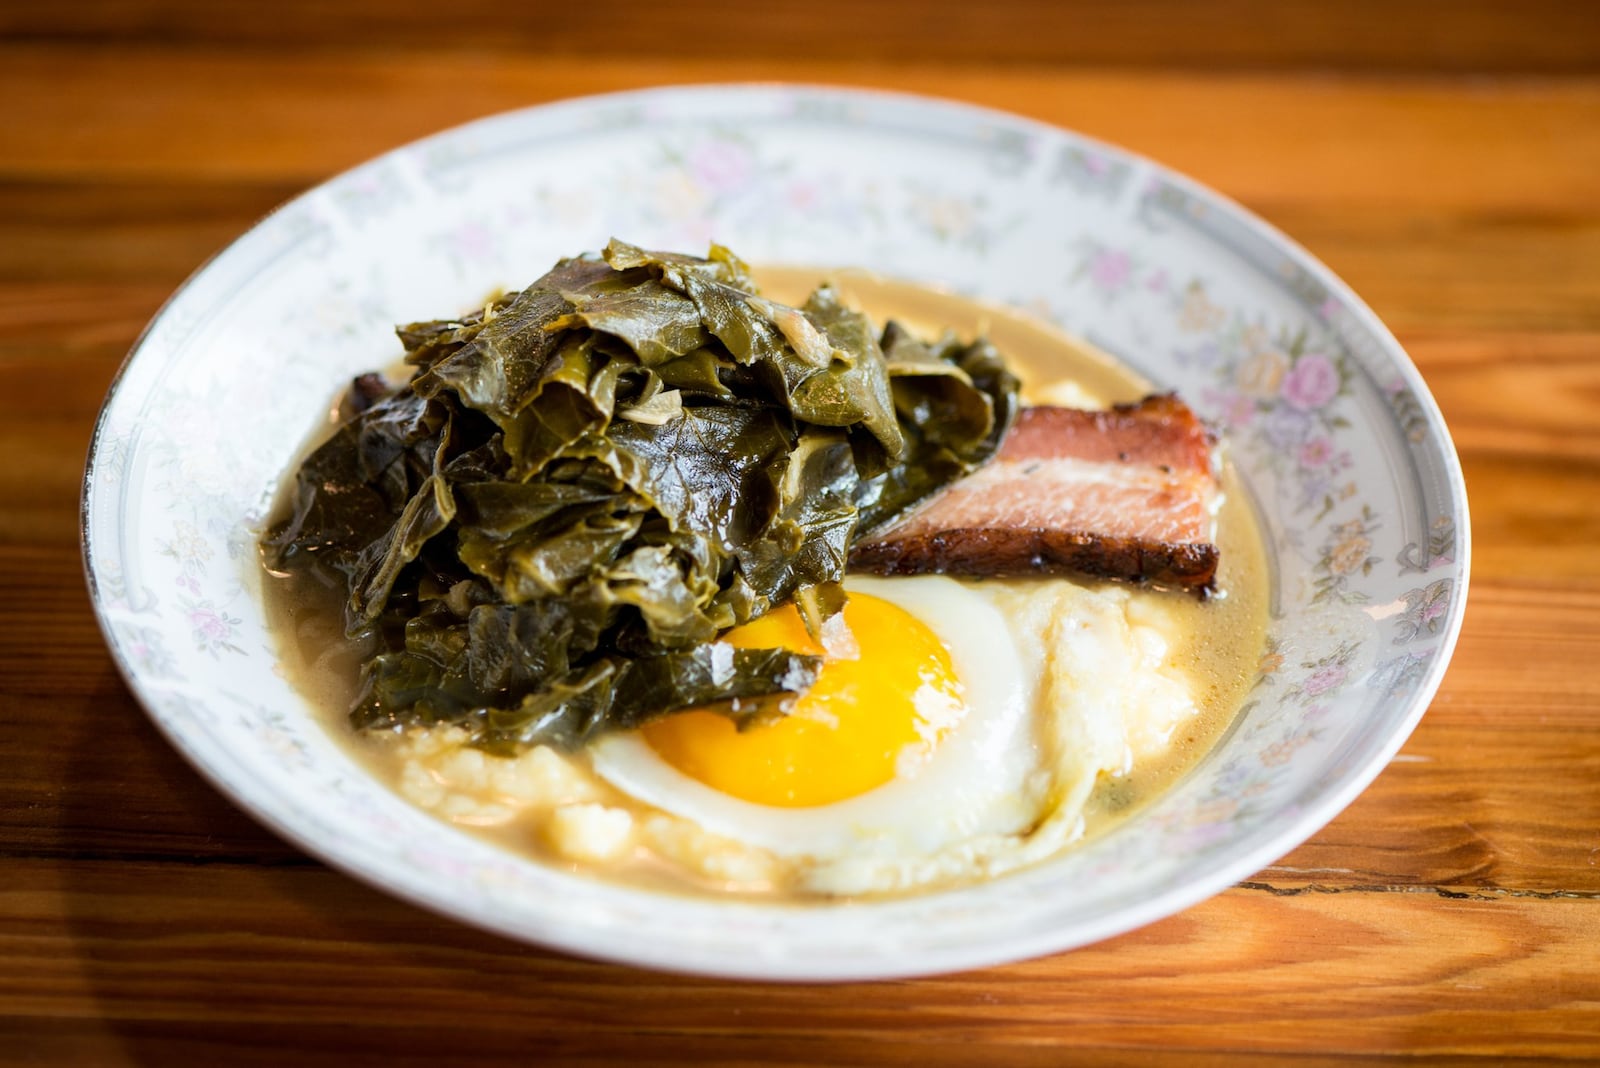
[849,394,1222,594]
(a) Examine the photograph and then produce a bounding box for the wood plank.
[0,549,126,697]
[3,0,1597,75]
[0,180,292,286]
[8,324,1599,558]
[1263,584,1600,891]
[3,199,1598,559]
[1273,212,1600,334]
[1404,330,1600,590]
[0,279,164,546]
[7,530,1599,896]
[1410,331,1600,463]
[2,5,1594,1060]
[14,1020,1531,1068]
[1454,454,1600,592]
[3,49,1597,215]
[9,184,1600,335]
[0,858,1596,1059]
[0,1028,1578,1068]
[0,685,305,866]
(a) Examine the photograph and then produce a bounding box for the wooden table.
[5,2,1599,1062]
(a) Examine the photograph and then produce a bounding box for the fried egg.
[589,576,1049,883]
[390,573,1206,897]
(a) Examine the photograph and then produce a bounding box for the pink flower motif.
[1298,436,1334,468]
[1145,269,1168,292]
[1319,297,1340,320]
[1302,664,1348,697]
[1260,739,1300,767]
[1200,388,1255,429]
[787,181,818,210]
[189,608,231,642]
[1281,353,1339,411]
[1327,534,1373,576]
[454,221,494,261]
[1222,392,1255,428]
[1190,823,1234,847]
[691,140,753,194]
[1089,249,1132,292]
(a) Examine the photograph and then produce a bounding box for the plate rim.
[79,81,1472,981]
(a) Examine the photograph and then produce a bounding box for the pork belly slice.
[850,394,1222,594]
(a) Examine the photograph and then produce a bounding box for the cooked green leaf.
[264,242,1017,751]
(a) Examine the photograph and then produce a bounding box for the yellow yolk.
[641,593,966,808]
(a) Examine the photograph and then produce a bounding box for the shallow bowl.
[82,85,1469,980]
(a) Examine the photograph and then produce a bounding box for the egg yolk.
[641,593,966,808]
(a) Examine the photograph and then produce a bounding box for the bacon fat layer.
[850,395,1222,594]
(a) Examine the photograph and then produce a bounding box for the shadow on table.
[56,672,1004,1067]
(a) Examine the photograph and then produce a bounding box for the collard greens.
[264,241,1018,752]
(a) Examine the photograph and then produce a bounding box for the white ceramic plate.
[82,85,1469,980]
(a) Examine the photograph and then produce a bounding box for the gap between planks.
[2,46,1597,215]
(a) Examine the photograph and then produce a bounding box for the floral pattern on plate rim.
[81,85,1468,981]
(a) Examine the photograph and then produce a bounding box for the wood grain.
[2,859,1597,1065]
[5,48,1599,215]
[7,564,1597,894]
[5,0,1598,74]
[3,7,1600,1064]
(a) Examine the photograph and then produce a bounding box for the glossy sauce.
[262,268,1270,895]
[759,268,1270,837]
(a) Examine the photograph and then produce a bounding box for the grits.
[263,272,1270,900]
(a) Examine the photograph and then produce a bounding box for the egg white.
[392,571,1206,896]
[588,575,1044,863]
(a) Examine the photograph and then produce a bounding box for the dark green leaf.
[265,241,1018,752]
